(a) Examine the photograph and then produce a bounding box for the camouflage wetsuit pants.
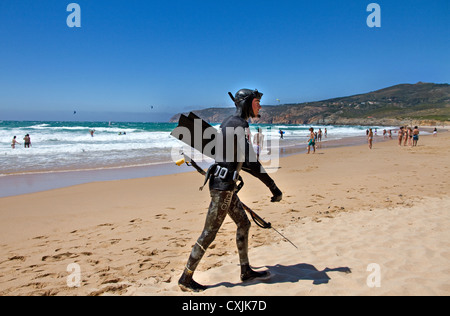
[184,189,251,273]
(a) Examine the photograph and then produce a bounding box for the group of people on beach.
[306,127,327,154]
[367,128,392,149]
[276,127,327,154]
[397,126,420,147]
[365,126,422,149]
[11,134,31,149]
[253,126,328,158]
[257,127,327,155]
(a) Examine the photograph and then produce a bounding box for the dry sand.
[0,130,449,296]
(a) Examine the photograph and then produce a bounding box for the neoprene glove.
[269,183,282,202]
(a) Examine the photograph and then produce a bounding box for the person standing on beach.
[368,128,374,149]
[404,127,409,146]
[398,127,404,146]
[178,89,283,292]
[307,127,316,154]
[253,127,264,160]
[413,126,420,146]
[11,136,21,149]
[408,127,413,146]
[23,134,31,148]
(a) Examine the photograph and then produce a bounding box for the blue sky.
[0,0,449,122]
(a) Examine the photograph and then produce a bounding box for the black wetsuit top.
[209,115,275,191]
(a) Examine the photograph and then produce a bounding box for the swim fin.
[170,112,217,159]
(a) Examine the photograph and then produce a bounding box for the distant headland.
[170,82,450,126]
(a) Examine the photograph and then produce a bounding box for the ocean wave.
[0,121,399,174]
[28,125,140,133]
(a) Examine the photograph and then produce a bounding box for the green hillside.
[170,82,450,126]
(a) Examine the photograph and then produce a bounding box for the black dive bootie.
[240,264,270,282]
[178,271,208,292]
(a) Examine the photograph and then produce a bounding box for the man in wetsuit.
[178,89,283,292]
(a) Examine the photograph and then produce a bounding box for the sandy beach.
[0,130,449,296]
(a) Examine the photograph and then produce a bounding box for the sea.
[0,120,398,175]
[0,120,398,197]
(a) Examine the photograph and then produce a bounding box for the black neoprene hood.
[232,89,263,120]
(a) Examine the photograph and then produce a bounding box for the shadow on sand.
[207,263,352,289]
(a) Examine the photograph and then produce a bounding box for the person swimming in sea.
[11,136,21,149]
[23,134,31,148]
